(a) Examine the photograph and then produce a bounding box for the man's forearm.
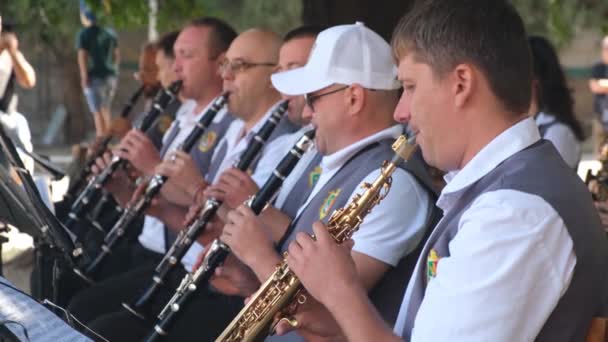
[113,48,120,72]
[325,283,402,342]
[259,206,293,242]
[155,202,188,231]
[590,79,608,94]
[77,50,88,83]
[8,50,35,88]
[248,248,283,282]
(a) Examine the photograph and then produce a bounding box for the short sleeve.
[75,29,86,50]
[350,168,432,266]
[591,63,606,79]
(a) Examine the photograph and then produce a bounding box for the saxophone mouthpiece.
[407,132,417,145]
[392,133,417,162]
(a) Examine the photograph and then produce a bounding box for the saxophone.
[586,141,608,201]
[216,134,418,342]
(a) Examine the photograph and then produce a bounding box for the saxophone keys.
[280,316,299,328]
[296,292,307,305]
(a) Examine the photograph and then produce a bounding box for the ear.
[528,78,538,116]
[214,52,226,65]
[453,64,474,108]
[345,84,365,116]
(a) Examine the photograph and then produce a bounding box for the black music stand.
[0,123,78,304]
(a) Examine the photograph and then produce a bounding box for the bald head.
[229,28,282,64]
[222,28,282,125]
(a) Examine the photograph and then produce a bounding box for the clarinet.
[64,81,182,236]
[124,100,288,322]
[65,85,145,201]
[73,92,229,284]
[144,128,314,342]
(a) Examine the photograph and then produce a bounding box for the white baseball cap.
[271,22,401,95]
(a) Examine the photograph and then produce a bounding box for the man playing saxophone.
[285,1,608,341]
[214,22,438,342]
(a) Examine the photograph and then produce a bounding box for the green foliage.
[511,0,608,48]
[0,0,82,55]
[83,0,302,35]
[3,0,607,57]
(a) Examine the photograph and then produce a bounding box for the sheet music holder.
[0,123,76,260]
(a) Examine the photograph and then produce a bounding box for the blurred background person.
[76,0,119,138]
[0,14,36,173]
[529,35,584,169]
[589,35,608,151]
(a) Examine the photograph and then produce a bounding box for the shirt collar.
[242,100,284,141]
[438,117,540,209]
[226,100,284,147]
[534,111,555,125]
[180,97,228,128]
[321,124,404,172]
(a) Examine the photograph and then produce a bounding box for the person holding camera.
[0,14,36,172]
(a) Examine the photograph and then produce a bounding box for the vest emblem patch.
[427,249,440,283]
[157,114,173,134]
[319,189,341,220]
[309,166,322,188]
[198,131,218,153]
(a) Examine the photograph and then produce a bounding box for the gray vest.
[278,152,323,219]
[147,99,181,151]
[190,111,235,177]
[402,140,608,341]
[205,116,299,183]
[162,112,235,250]
[269,140,438,342]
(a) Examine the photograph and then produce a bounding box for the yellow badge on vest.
[198,131,218,153]
[427,249,440,283]
[157,114,173,134]
[309,166,322,188]
[319,189,341,220]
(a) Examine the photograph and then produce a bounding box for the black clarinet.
[144,128,315,342]
[124,100,288,322]
[65,85,146,201]
[67,81,181,275]
[73,92,228,284]
[64,81,182,236]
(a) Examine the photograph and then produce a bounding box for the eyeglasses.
[219,58,276,75]
[304,86,349,111]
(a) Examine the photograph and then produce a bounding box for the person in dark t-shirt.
[76,2,119,137]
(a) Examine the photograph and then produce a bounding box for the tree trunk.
[61,58,89,144]
[302,0,415,42]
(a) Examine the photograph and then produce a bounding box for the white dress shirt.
[138,99,228,255]
[181,102,298,271]
[394,117,576,341]
[535,111,581,169]
[293,124,430,266]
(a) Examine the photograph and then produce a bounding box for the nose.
[220,66,235,81]
[172,58,182,75]
[393,93,411,124]
[302,100,313,121]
